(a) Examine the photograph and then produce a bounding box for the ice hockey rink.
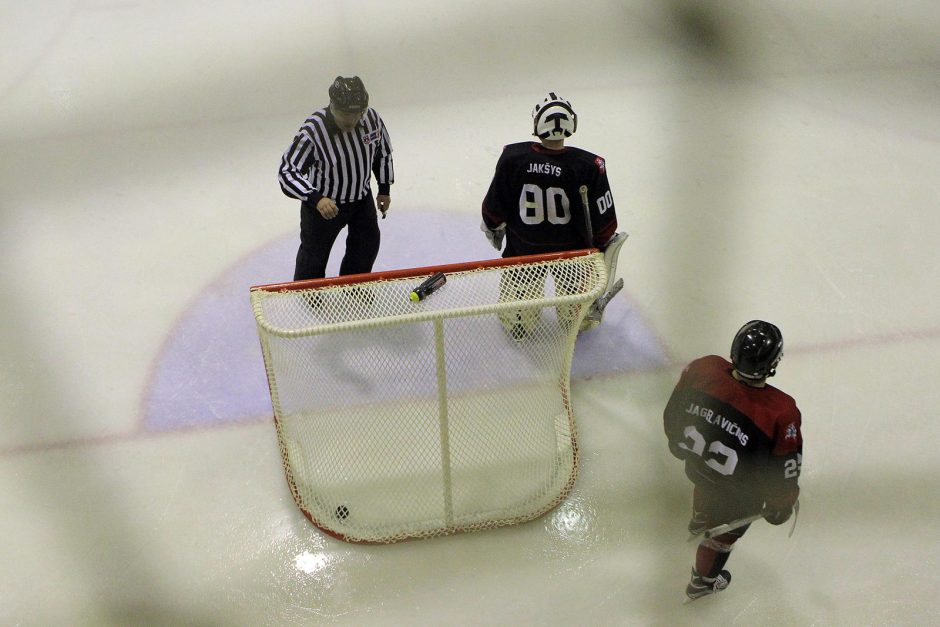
[2,1,939,624]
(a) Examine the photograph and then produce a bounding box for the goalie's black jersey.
[482,142,618,256]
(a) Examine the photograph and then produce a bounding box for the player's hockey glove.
[481,220,506,251]
[763,505,793,525]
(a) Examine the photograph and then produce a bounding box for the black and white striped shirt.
[278,107,394,205]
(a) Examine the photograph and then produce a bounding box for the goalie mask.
[532,93,577,140]
[731,320,784,379]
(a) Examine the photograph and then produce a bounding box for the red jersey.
[663,355,802,507]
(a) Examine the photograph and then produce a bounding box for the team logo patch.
[362,130,381,145]
[785,423,798,440]
[594,156,606,173]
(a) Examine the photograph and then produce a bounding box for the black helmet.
[329,76,369,113]
[730,320,784,379]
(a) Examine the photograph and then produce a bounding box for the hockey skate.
[685,568,731,600]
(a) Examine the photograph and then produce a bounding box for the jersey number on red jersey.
[678,425,739,476]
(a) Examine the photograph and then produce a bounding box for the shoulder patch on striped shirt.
[362,130,381,145]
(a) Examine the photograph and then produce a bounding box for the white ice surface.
[2,1,939,625]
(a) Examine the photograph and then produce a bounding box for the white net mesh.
[251,251,607,543]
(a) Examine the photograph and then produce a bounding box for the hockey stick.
[581,231,628,329]
[599,232,627,291]
[703,512,765,539]
[592,278,623,312]
[578,185,630,329]
[688,499,801,542]
[582,278,623,327]
[788,499,800,538]
[687,512,765,542]
[579,185,593,247]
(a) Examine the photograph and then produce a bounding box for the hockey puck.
[335,505,350,520]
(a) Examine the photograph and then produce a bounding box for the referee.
[278,76,394,280]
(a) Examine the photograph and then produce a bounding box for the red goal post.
[250,249,607,543]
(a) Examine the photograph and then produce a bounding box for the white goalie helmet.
[532,92,578,140]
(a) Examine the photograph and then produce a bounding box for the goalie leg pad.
[573,232,628,331]
[600,232,628,294]
[497,269,546,340]
[549,267,587,331]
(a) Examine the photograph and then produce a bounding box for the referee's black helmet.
[329,76,369,113]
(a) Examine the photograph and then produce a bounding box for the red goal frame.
[250,248,598,293]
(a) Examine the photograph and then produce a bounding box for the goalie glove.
[481,220,506,251]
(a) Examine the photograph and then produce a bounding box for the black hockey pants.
[294,193,381,281]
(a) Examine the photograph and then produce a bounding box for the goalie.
[480,93,626,336]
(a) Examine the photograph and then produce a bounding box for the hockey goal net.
[250,249,607,543]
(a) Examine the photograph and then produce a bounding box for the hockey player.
[481,92,618,256]
[663,321,802,599]
[480,93,622,337]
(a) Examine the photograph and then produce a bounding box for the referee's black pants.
[294,193,381,281]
